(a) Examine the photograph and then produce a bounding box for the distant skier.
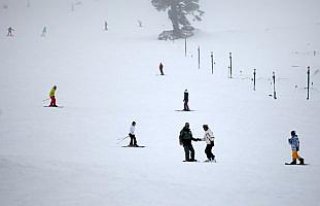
[128,121,138,147]
[104,21,108,31]
[179,122,201,162]
[7,27,15,36]
[183,89,190,111]
[288,130,304,165]
[41,26,47,37]
[48,85,58,107]
[201,124,215,162]
[159,62,164,75]
[138,20,143,28]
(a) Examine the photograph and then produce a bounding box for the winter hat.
[291,130,296,136]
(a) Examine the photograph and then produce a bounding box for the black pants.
[183,144,195,161]
[184,101,190,111]
[160,68,164,75]
[205,144,215,160]
[129,134,137,146]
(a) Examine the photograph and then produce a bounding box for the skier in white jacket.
[201,124,215,162]
[128,121,138,147]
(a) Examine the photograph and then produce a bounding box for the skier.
[288,130,304,165]
[104,21,108,31]
[41,26,47,37]
[183,89,190,111]
[7,27,14,36]
[159,62,164,75]
[201,124,215,162]
[179,122,201,162]
[48,85,57,107]
[128,121,138,147]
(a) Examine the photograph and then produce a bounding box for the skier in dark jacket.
[7,27,15,36]
[183,89,190,111]
[41,26,47,37]
[179,122,200,162]
[159,62,164,75]
[104,21,108,31]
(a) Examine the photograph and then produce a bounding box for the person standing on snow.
[128,121,138,147]
[104,21,108,31]
[183,89,190,111]
[7,27,15,36]
[159,62,164,75]
[201,124,216,162]
[179,122,201,162]
[41,26,47,37]
[48,85,57,107]
[288,130,304,165]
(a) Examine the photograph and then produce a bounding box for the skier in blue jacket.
[288,130,304,165]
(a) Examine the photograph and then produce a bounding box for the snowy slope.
[1,0,320,205]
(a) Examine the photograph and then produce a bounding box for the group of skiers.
[6,18,144,37]
[103,20,143,31]
[123,121,216,162]
[125,120,305,164]
[155,64,304,164]
[158,63,190,111]
[46,83,305,164]
[179,122,215,162]
[6,26,47,37]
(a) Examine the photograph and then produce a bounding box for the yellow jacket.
[49,87,56,97]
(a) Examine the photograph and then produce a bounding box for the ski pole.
[42,98,50,102]
[116,135,129,140]
[117,136,129,144]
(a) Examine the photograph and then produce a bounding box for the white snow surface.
[1,0,320,205]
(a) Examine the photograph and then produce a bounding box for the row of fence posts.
[183,37,312,100]
[254,67,311,100]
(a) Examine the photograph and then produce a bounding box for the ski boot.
[299,158,304,165]
[289,159,297,165]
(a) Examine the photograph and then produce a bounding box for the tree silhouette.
[151,0,204,40]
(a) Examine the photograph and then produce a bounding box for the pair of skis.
[43,105,64,108]
[285,163,309,166]
[183,160,217,163]
[116,136,146,148]
[183,161,308,165]
[42,99,63,108]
